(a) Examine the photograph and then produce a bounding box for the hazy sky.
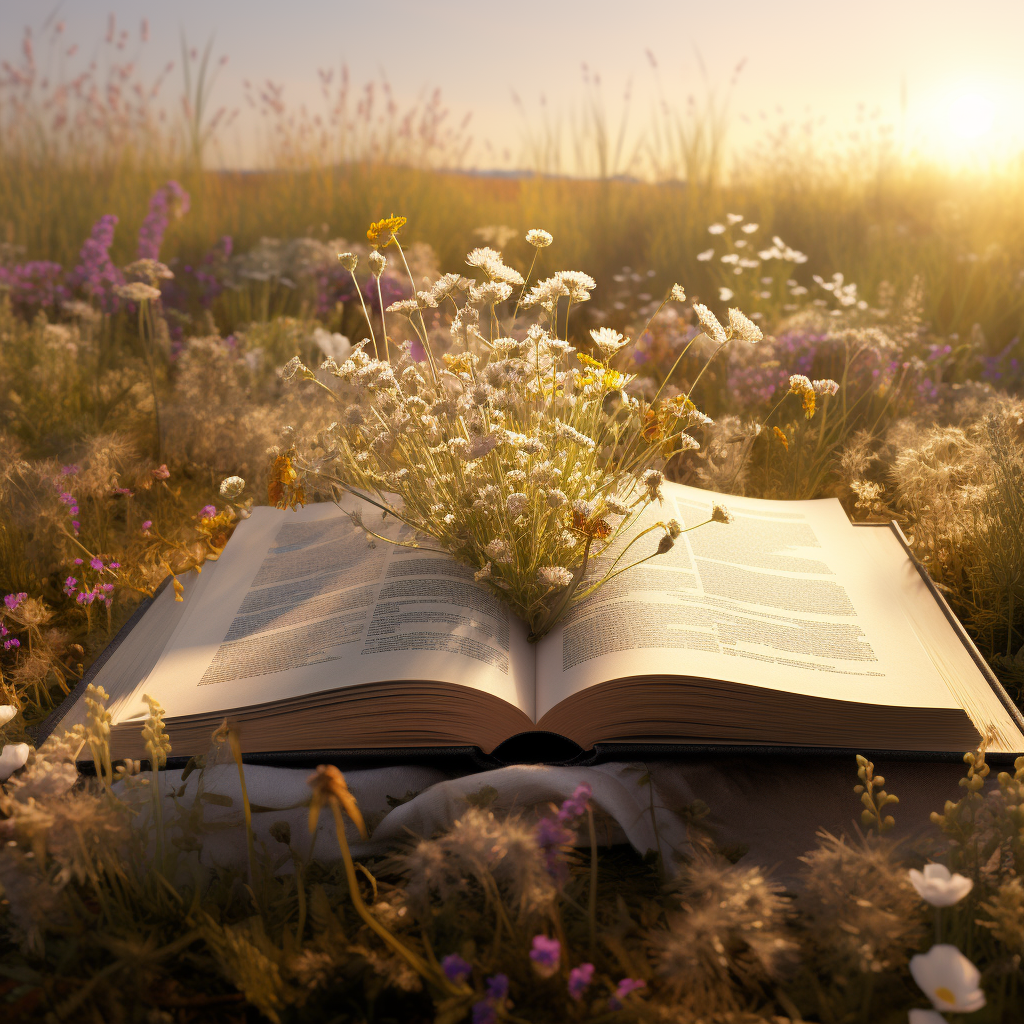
[3,0,1024,169]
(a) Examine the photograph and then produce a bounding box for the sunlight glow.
[944,90,997,142]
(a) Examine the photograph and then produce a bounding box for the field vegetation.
[0,16,1023,1023]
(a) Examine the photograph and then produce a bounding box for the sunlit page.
[535,482,960,719]
[118,501,534,723]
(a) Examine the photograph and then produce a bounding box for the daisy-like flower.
[526,228,553,247]
[366,214,407,247]
[696,248,715,261]
[337,252,358,271]
[692,303,727,345]
[522,275,569,311]
[537,566,573,588]
[590,327,627,359]
[909,863,974,907]
[708,223,726,235]
[728,307,763,343]
[488,262,525,286]
[430,272,468,301]
[909,944,985,1013]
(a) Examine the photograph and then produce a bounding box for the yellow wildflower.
[366,214,407,248]
[269,452,307,510]
[773,426,790,451]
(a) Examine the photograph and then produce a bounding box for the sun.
[943,89,997,142]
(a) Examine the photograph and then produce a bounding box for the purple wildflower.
[68,214,124,311]
[0,261,68,309]
[141,520,153,533]
[137,181,191,260]
[441,953,472,984]
[535,815,576,883]
[557,782,592,823]
[529,935,561,978]
[109,562,121,569]
[61,465,79,476]
[199,504,216,519]
[3,593,27,612]
[567,963,594,1001]
[73,558,83,566]
[3,638,19,651]
[608,977,646,1010]
[63,577,77,596]
[90,557,104,572]
[471,1001,496,1024]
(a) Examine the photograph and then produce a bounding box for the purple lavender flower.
[608,977,646,1010]
[3,593,27,612]
[441,953,472,984]
[0,261,68,309]
[567,963,594,1001]
[529,935,561,978]
[137,181,191,260]
[557,782,592,823]
[68,214,124,311]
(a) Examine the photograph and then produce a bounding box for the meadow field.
[1,19,1024,1023]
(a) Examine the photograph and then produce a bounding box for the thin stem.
[587,807,598,956]
[374,276,391,363]
[348,268,378,359]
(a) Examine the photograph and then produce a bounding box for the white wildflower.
[727,307,763,343]
[741,223,759,234]
[537,566,573,588]
[813,378,840,397]
[692,303,727,345]
[554,420,596,450]
[312,327,353,361]
[554,271,596,302]
[114,281,161,302]
[909,944,985,1013]
[368,251,387,278]
[526,228,553,248]
[788,374,813,394]
[590,327,627,359]
[719,287,734,302]
[909,864,974,907]
[470,281,514,306]
[696,248,715,261]
[670,283,686,302]
[708,223,726,235]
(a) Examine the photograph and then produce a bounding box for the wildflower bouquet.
[280,218,759,638]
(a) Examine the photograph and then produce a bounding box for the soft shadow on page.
[535,482,961,720]
[116,500,535,725]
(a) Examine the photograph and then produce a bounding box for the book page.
[117,501,535,724]
[535,482,962,719]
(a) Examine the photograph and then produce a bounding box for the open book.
[45,482,1024,762]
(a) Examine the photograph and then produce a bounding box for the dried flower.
[727,307,763,343]
[114,281,161,303]
[337,251,358,271]
[711,504,733,524]
[368,251,387,278]
[525,228,553,248]
[670,283,686,302]
[692,303,726,345]
[219,475,246,499]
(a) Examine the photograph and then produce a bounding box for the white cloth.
[143,755,969,882]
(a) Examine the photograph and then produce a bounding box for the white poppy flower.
[909,863,974,907]
[0,742,30,782]
[909,944,985,1013]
